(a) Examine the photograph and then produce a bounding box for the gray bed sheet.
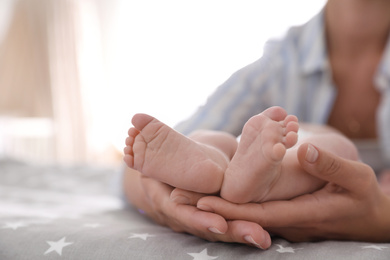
[0,158,389,260]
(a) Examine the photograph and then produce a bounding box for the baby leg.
[220,106,299,203]
[123,114,233,193]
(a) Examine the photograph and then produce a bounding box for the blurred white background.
[0,0,326,165]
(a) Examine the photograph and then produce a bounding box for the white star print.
[187,248,218,260]
[362,245,388,250]
[2,222,28,230]
[44,237,74,256]
[275,244,303,253]
[128,233,155,240]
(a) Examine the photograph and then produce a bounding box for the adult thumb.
[297,143,374,192]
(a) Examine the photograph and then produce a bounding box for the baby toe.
[128,127,139,137]
[285,121,299,134]
[284,132,298,148]
[125,136,134,146]
[123,154,135,168]
[271,143,286,161]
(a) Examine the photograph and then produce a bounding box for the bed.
[1,157,389,259]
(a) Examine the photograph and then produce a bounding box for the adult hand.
[122,167,272,249]
[197,143,390,242]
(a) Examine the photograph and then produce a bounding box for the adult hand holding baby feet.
[124,106,309,204]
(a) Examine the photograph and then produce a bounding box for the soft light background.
[0,0,326,166]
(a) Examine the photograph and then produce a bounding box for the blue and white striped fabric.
[175,9,390,168]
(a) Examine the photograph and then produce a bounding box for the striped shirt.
[175,10,390,169]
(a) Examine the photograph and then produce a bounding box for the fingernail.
[171,195,190,205]
[244,235,264,249]
[197,204,214,213]
[305,144,319,163]
[262,233,272,249]
[208,227,225,234]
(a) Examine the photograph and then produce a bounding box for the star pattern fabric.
[128,233,155,240]
[187,249,218,260]
[275,244,303,253]
[1,159,390,259]
[44,237,74,256]
[1,222,28,230]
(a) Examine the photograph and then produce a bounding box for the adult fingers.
[171,202,229,235]
[170,188,207,206]
[198,196,291,227]
[198,192,345,228]
[170,203,272,248]
[140,177,228,235]
[297,143,376,193]
[224,220,272,249]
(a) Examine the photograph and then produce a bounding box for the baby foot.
[220,106,299,203]
[123,114,228,193]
